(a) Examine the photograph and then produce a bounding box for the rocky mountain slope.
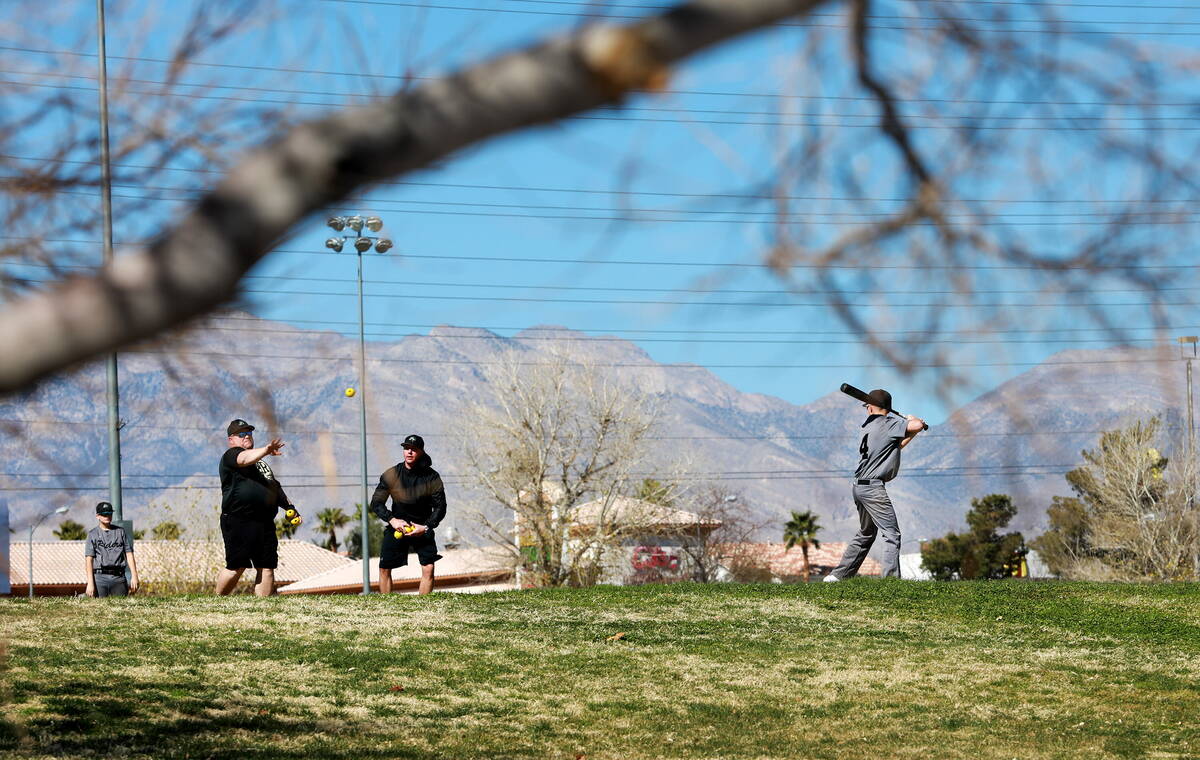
[2,314,1192,546]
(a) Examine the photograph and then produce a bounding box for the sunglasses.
[234,431,254,438]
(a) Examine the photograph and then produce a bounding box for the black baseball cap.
[96,501,114,515]
[227,419,255,435]
[866,389,893,411]
[401,434,425,450]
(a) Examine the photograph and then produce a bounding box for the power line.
[2,44,1192,105]
[6,152,1197,205]
[7,75,1192,132]
[0,419,1176,440]
[9,260,1195,296]
[0,469,1077,490]
[72,181,1200,220]
[10,236,1200,272]
[502,0,1199,15]
[12,182,1200,224]
[234,286,1198,308]
[109,346,1200,368]
[7,68,1196,124]
[159,323,1192,347]
[0,462,1092,487]
[36,185,1200,225]
[312,0,1200,35]
[497,0,1200,18]
[206,315,1200,337]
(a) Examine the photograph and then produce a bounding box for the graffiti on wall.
[624,544,686,585]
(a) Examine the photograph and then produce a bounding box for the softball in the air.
[345,387,356,397]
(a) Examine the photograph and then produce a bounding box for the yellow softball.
[345,387,356,398]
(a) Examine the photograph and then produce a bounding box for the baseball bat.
[839,383,929,431]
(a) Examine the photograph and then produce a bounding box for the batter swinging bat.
[839,383,929,431]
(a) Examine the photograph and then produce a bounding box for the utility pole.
[1179,336,1197,460]
[325,217,392,594]
[1181,336,1200,580]
[96,0,124,524]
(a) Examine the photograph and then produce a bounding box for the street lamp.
[325,215,393,594]
[29,505,70,600]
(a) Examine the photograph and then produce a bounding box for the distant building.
[8,539,353,596]
[717,542,882,581]
[900,549,1054,580]
[568,497,722,586]
[899,553,931,580]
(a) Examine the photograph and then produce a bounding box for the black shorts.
[220,514,278,570]
[380,528,441,569]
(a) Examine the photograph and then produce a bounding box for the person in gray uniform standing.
[825,389,925,581]
[84,501,140,597]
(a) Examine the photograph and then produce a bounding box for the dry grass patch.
[3,582,1199,759]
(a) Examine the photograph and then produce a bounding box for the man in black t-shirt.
[215,418,301,596]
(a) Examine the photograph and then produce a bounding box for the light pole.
[326,216,392,594]
[29,505,70,600]
[1178,336,1197,459]
[96,0,124,522]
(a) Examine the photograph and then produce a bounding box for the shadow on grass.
[3,674,428,760]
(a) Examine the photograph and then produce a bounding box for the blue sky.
[8,0,1200,422]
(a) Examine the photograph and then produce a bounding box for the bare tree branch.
[0,0,830,393]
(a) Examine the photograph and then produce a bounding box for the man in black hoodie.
[370,434,447,594]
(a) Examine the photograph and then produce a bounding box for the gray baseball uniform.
[85,525,134,597]
[831,414,909,579]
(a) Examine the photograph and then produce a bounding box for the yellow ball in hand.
[345,387,356,398]
[285,508,296,518]
[394,530,403,539]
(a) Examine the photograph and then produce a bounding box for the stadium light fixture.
[323,213,394,595]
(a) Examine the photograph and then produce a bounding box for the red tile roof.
[570,497,721,534]
[717,542,881,578]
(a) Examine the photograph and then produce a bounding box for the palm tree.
[53,519,87,540]
[783,510,823,582]
[275,517,298,540]
[315,507,352,553]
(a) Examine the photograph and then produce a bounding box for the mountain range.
[2,312,1193,550]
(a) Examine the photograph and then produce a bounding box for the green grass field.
[3,581,1199,759]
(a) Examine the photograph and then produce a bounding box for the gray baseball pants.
[831,483,902,579]
[94,573,128,597]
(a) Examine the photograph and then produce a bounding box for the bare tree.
[674,483,764,583]
[460,350,658,587]
[0,0,1194,399]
